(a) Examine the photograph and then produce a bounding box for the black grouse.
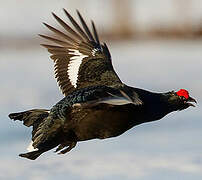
[9,9,197,160]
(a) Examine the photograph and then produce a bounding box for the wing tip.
[63,8,69,17]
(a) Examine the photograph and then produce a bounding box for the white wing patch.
[91,48,99,56]
[68,49,88,88]
[98,97,133,105]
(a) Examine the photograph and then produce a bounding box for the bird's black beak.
[187,97,197,107]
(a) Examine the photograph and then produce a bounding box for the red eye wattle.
[176,89,189,99]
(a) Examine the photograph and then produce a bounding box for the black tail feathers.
[9,109,51,160]
[9,109,49,127]
[19,149,45,160]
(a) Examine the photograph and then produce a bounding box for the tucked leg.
[58,142,77,154]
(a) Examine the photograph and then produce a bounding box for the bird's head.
[167,89,197,111]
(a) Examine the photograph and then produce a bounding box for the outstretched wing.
[40,9,122,96]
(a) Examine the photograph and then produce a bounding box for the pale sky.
[1,1,202,180]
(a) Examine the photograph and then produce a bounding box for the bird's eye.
[170,91,175,95]
[180,96,186,100]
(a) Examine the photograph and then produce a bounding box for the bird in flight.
[9,9,196,160]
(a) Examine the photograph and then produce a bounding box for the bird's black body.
[51,86,156,141]
[9,10,196,160]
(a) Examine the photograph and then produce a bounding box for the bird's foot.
[55,141,72,153]
[56,142,77,154]
[55,144,65,153]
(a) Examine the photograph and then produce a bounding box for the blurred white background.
[0,1,202,180]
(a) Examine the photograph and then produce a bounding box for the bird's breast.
[69,104,143,141]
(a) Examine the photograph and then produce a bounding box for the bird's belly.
[71,106,137,141]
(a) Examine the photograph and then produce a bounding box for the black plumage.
[9,10,196,160]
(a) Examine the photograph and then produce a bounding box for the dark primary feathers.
[40,9,121,96]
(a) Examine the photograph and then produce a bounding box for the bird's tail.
[19,149,45,160]
[9,109,50,160]
[9,109,49,127]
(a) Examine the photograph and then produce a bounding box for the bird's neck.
[133,87,176,122]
